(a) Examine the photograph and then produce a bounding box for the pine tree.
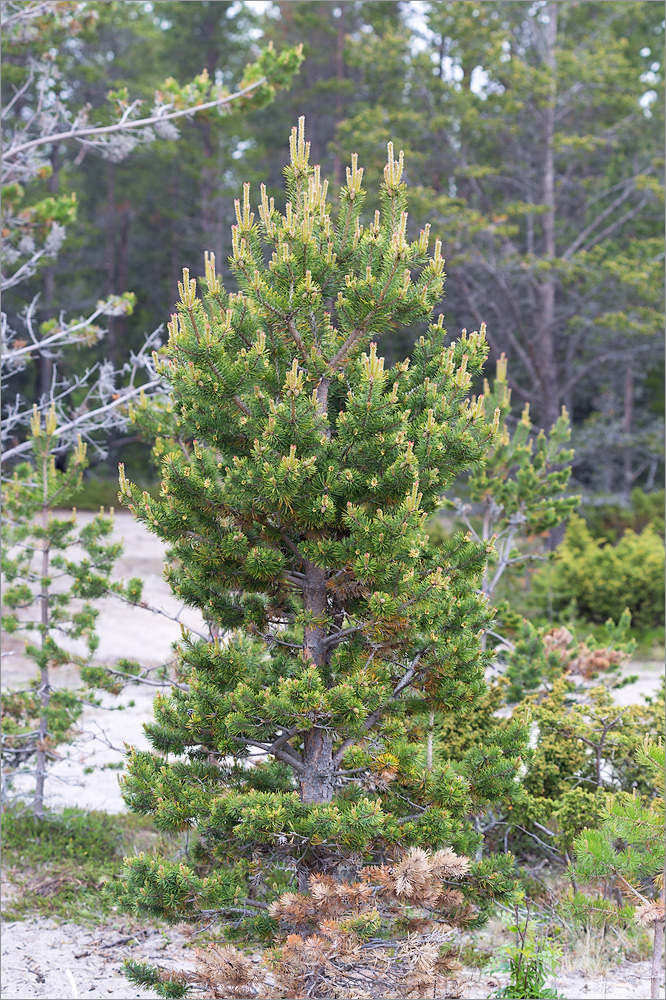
[450,352,578,606]
[1,406,141,815]
[570,736,665,999]
[109,121,528,991]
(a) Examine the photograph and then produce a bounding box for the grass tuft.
[1,805,180,924]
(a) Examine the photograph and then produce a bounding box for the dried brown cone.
[571,644,625,678]
[359,864,394,888]
[308,874,346,916]
[268,891,299,919]
[328,879,374,910]
[299,933,334,968]
[317,917,347,943]
[390,847,471,908]
[269,891,316,925]
[391,848,433,899]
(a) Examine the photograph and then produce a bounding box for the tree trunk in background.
[200,140,224,265]
[106,163,117,368]
[331,2,347,191]
[105,164,131,372]
[536,2,559,433]
[38,148,60,399]
[198,10,225,264]
[623,364,634,500]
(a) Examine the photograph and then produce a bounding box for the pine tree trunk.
[38,148,60,400]
[300,730,335,804]
[652,915,664,999]
[623,364,634,501]
[541,2,567,552]
[34,456,51,818]
[300,553,335,804]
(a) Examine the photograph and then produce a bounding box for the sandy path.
[0,914,195,999]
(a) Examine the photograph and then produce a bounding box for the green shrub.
[1,806,124,863]
[582,487,665,543]
[1,806,183,923]
[490,907,563,999]
[539,514,665,629]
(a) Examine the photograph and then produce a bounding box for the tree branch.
[326,327,366,373]
[1,377,162,463]
[4,78,269,161]
[561,183,638,260]
[332,652,425,766]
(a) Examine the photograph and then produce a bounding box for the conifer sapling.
[1,406,142,816]
[110,121,528,980]
[570,736,665,1000]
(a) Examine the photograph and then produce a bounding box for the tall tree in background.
[248,1,402,191]
[66,0,267,347]
[336,0,664,495]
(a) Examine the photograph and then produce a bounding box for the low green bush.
[1,806,124,863]
[1,806,180,923]
[536,514,665,630]
[490,907,563,999]
[581,487,665,542]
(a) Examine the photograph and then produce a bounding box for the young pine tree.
[570,736,665,1000]
[450,352,578,606]
[110,122,528,977]
[1,406,141,816]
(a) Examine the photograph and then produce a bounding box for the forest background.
[3,0,664,504]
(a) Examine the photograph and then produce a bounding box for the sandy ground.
[2,510,664,999]
[463,964,659,999]
[0,912,660,1000]
[0,914,196,999]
